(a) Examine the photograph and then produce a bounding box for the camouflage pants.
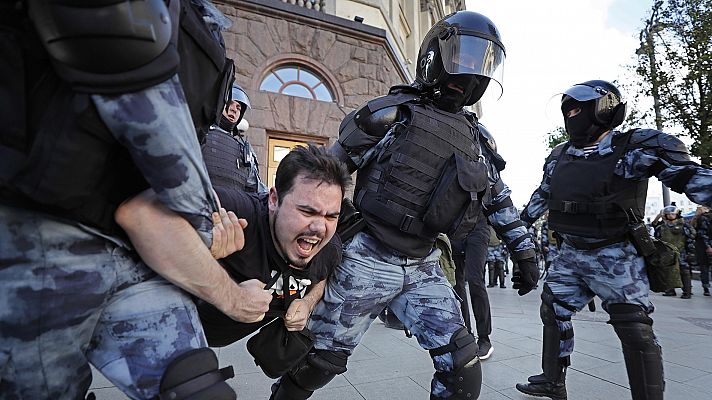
[545,241,655,358]
[0,205,207,399]
[308,231,466,398]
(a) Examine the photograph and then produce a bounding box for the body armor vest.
[202,127,254,192]
[0,0,232,234]
[659,220,685,251]
[353,93,488,258]
[548,131,648,238]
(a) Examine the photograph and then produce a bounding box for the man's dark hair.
[274,144,351,203]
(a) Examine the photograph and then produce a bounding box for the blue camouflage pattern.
[93,75,217,245]
[540,220,559,263]
[308,231,466,398]
[544,241,655,358]
[0,205,207,399]
[486,243,506,263]
[522,129,711,363]
[523,130,712,246]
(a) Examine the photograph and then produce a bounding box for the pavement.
[90,275,712,400]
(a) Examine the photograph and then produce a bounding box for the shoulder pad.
[29,0,178,94]
[630,128,691,162]
[366,92,420,113]
[357,101,407,137]
[546,142,568,161]
[478,123,506,171]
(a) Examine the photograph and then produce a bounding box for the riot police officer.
[0,1,263,398]
[653,205,697,298]
[270,11,539,400]
[517,80,712,400]
[202,84,267,193]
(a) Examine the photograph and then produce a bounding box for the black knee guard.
[271,350,348,400]
[607,303,664,400]
[429,328,482,399]
[157,348,235,400]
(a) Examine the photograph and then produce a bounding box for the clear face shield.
[438,34,505,99]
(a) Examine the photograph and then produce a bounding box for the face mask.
[218,114,238,133]
[563,101,605,147]
[434,74,482,113]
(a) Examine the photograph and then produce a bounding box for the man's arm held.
[115,189,272,323]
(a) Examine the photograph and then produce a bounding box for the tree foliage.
[632,0,712,165]
[545,126,568,149]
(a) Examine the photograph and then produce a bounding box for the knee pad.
[157,348,235,400]
[607,303,655,347]
[430,328,481,399]
[272,350,348,400]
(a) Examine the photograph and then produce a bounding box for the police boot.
[517,302,568,400]
[608,304,664,400]
[662,289,676,296]
[680,268,692,299]
[270,350,348,400]
[487,265,496,287]
[497,262,506,288]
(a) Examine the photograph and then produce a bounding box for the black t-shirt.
[198,187,341,346]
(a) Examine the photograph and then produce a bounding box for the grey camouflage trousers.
[545,240,656,358]
[308,231,468,398]
[0,205,207,399]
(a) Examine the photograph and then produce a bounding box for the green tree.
[545,126,568,149]
[632,0,712,165]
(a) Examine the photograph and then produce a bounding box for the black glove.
[511,257,539,296]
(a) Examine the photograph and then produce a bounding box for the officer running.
[518,80,712,400]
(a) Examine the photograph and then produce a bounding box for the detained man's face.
[269,175,342,268]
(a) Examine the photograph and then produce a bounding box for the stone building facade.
[216,0,464,185]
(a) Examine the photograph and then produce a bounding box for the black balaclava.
[218,114,238,133]
[562,99,607,147]
[433,74,485,113]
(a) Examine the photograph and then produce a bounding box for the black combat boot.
[516,363,567,400]
[517,305,568,400]
[487,265,496,287]
[497,262,506,288]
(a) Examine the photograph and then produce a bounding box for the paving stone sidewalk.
[90,276,712,399]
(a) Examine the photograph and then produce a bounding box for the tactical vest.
[0,0,232,234]
[201,127,253,192]
[352,93,489,258]
[548,131,648,238]
[659,220,686,251]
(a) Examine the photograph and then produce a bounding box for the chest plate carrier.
[548,131,648,239]
[202,128,253,192]
[352,93,488,258]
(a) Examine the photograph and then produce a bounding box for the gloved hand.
[512,257,539,296]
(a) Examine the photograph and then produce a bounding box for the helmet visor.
[562,84,609,103]
[439,34,505,87]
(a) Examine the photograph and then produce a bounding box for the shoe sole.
[515,384,567,400]
[478,344,494,360]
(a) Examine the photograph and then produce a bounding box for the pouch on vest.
[422,154,488,240]
[644,238,682,293]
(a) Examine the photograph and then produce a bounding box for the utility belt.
[563,235,628,250]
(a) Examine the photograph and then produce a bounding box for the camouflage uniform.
[696,212,712,291]
[654,217,697,296]
[521,129,712,396]
[0,78,216,399]
[540,220,559,264]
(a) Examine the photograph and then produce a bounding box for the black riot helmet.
[560,80,626,147]
[415,11,505,110]
[230,84,251,125]
[561,80,626,127]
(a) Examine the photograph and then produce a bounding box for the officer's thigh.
[88,265,207,400]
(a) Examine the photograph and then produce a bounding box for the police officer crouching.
[518,80,712,400]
